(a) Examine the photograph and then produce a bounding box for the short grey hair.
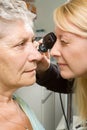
[0,0,36,27]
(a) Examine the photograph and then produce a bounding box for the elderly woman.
[0,0,45,130]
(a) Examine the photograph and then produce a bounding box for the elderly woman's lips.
[25,70,35,73]
[24,68,36,73]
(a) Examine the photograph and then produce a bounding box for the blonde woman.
[37,0,87,125]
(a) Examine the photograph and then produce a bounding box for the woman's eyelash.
[19,41,26,46]
[16,40,27,47]
[16,37,36,47]
[61,40,66,43]
[61,40,68,44]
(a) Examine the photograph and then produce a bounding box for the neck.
[0,87,15,103]
[0,94,13,103]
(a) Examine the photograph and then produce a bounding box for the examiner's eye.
[61,40,68,45]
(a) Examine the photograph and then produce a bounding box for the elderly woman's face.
[51,26,87,79]
[0,20,41,88]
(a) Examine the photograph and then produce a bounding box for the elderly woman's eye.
[14,41,26,48]
[32,37,36,43]
[19,42,25,46]
[18,40,26,46]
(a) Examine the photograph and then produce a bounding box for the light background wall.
[34,0,66,33]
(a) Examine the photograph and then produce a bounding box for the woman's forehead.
[24,22,33,34]
[0,20,34,45]
[0,19,33,35]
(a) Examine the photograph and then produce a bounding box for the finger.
[33,41,39,49]
[38,39,43,44]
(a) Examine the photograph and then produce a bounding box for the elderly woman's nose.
[28,44,42,61]
[34,48,42,60]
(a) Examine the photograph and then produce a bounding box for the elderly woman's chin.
[25,78,36,87]
[18,76,36,88]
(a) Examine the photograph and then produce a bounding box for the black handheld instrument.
[38,32,57,52]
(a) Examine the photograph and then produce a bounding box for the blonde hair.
[74,78,87,120]
[54,0,87,37]
[0,0,36,27]
[53,0,87,120]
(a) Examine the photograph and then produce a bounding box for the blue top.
[13,95,45,130]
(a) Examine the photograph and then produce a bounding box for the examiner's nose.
[50,40,61,57]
